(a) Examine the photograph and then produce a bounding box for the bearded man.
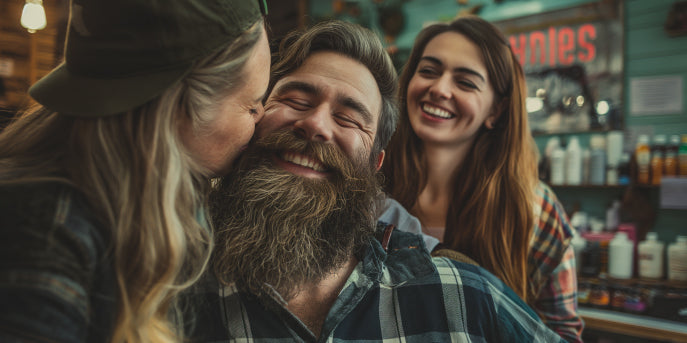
[184,20,564,343]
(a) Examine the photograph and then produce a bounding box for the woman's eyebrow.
[419,55,486,83]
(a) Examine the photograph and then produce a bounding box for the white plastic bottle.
[608,232,634,279]
[550,144,566,185]
[638,232,665,279]
[668,235,687,281]
[565,136,582,185]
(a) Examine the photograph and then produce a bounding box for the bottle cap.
[653,134,666,144]
[670,134,680,145]
[591,134,606,149]
[638,134,649,146]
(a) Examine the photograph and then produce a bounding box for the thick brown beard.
[210,130,380,303]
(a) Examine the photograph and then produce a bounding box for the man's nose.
[293,107,333,142]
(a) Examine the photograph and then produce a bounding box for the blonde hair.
[383,16,538,302]
[0,20,263,343]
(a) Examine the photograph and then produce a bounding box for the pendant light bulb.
[21,0,47,33]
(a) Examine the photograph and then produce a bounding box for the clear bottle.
[589,134,607,185]
[550,143,566,185]
[638,232,664,279]
[582,148,591,185]
[608,232,634,279]
[679,134,687,176]
[664,134,680,176]
[565,136,582,185]
[668,235,687,281]
[635,134,651,184]
[650,134,666,185]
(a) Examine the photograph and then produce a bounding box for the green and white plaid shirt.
[184,226,564,343]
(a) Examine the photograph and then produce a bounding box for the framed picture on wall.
[493,0,624,135]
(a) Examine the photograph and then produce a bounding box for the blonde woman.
[0,0,269,342]
[381,16,582,342]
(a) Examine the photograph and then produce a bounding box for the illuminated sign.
[495,1,623,134]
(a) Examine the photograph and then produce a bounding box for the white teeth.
[281,152,326,172]
[422,104,454,119]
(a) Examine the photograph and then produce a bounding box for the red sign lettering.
[508,24,598,67]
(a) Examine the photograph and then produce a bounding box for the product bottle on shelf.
[589,134,607,185]
[638,232,665,279]
[679,134,687,176]
[650,134,665,185]
[571,231,587,273]
[566,136,582,185]
[664,134,680,176]
[608,232,634,279]
[550,141,566,185]
[582,148,591,185]
[605,200,621,232]
[606,131,624,185]
[668,235,687,281]
[617,152,631,185]
[635,134,651,184]
[539,136,560,183]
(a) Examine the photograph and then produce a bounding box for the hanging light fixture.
[21,0,47,33]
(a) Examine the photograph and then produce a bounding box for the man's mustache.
[246,129,362,181]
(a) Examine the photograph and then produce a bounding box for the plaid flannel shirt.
[529,182,583,342]
[378,181,583,342]
[184,226,564,343]
[0,182,117,342]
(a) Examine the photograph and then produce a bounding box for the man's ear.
[374,150,385,171]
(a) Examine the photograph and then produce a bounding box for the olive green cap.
[29,0,267,117]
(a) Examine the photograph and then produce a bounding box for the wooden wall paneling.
[0,0,64,111]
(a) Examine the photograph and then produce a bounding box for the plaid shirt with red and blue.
[528,181,583,343]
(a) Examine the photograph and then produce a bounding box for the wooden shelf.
[547,184,659,190]
[580,308,687,342]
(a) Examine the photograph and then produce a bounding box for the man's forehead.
[275,51,382,121]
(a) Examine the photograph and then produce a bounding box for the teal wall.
[310,0,687,243]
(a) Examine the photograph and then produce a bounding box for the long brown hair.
[382,15,538,302]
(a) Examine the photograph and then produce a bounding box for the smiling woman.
[381,15,583,343]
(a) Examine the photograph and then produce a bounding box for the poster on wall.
[493,0,623,135]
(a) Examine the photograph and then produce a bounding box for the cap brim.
[29,62,190,117]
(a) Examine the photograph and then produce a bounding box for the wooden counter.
[580,308,687,342]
